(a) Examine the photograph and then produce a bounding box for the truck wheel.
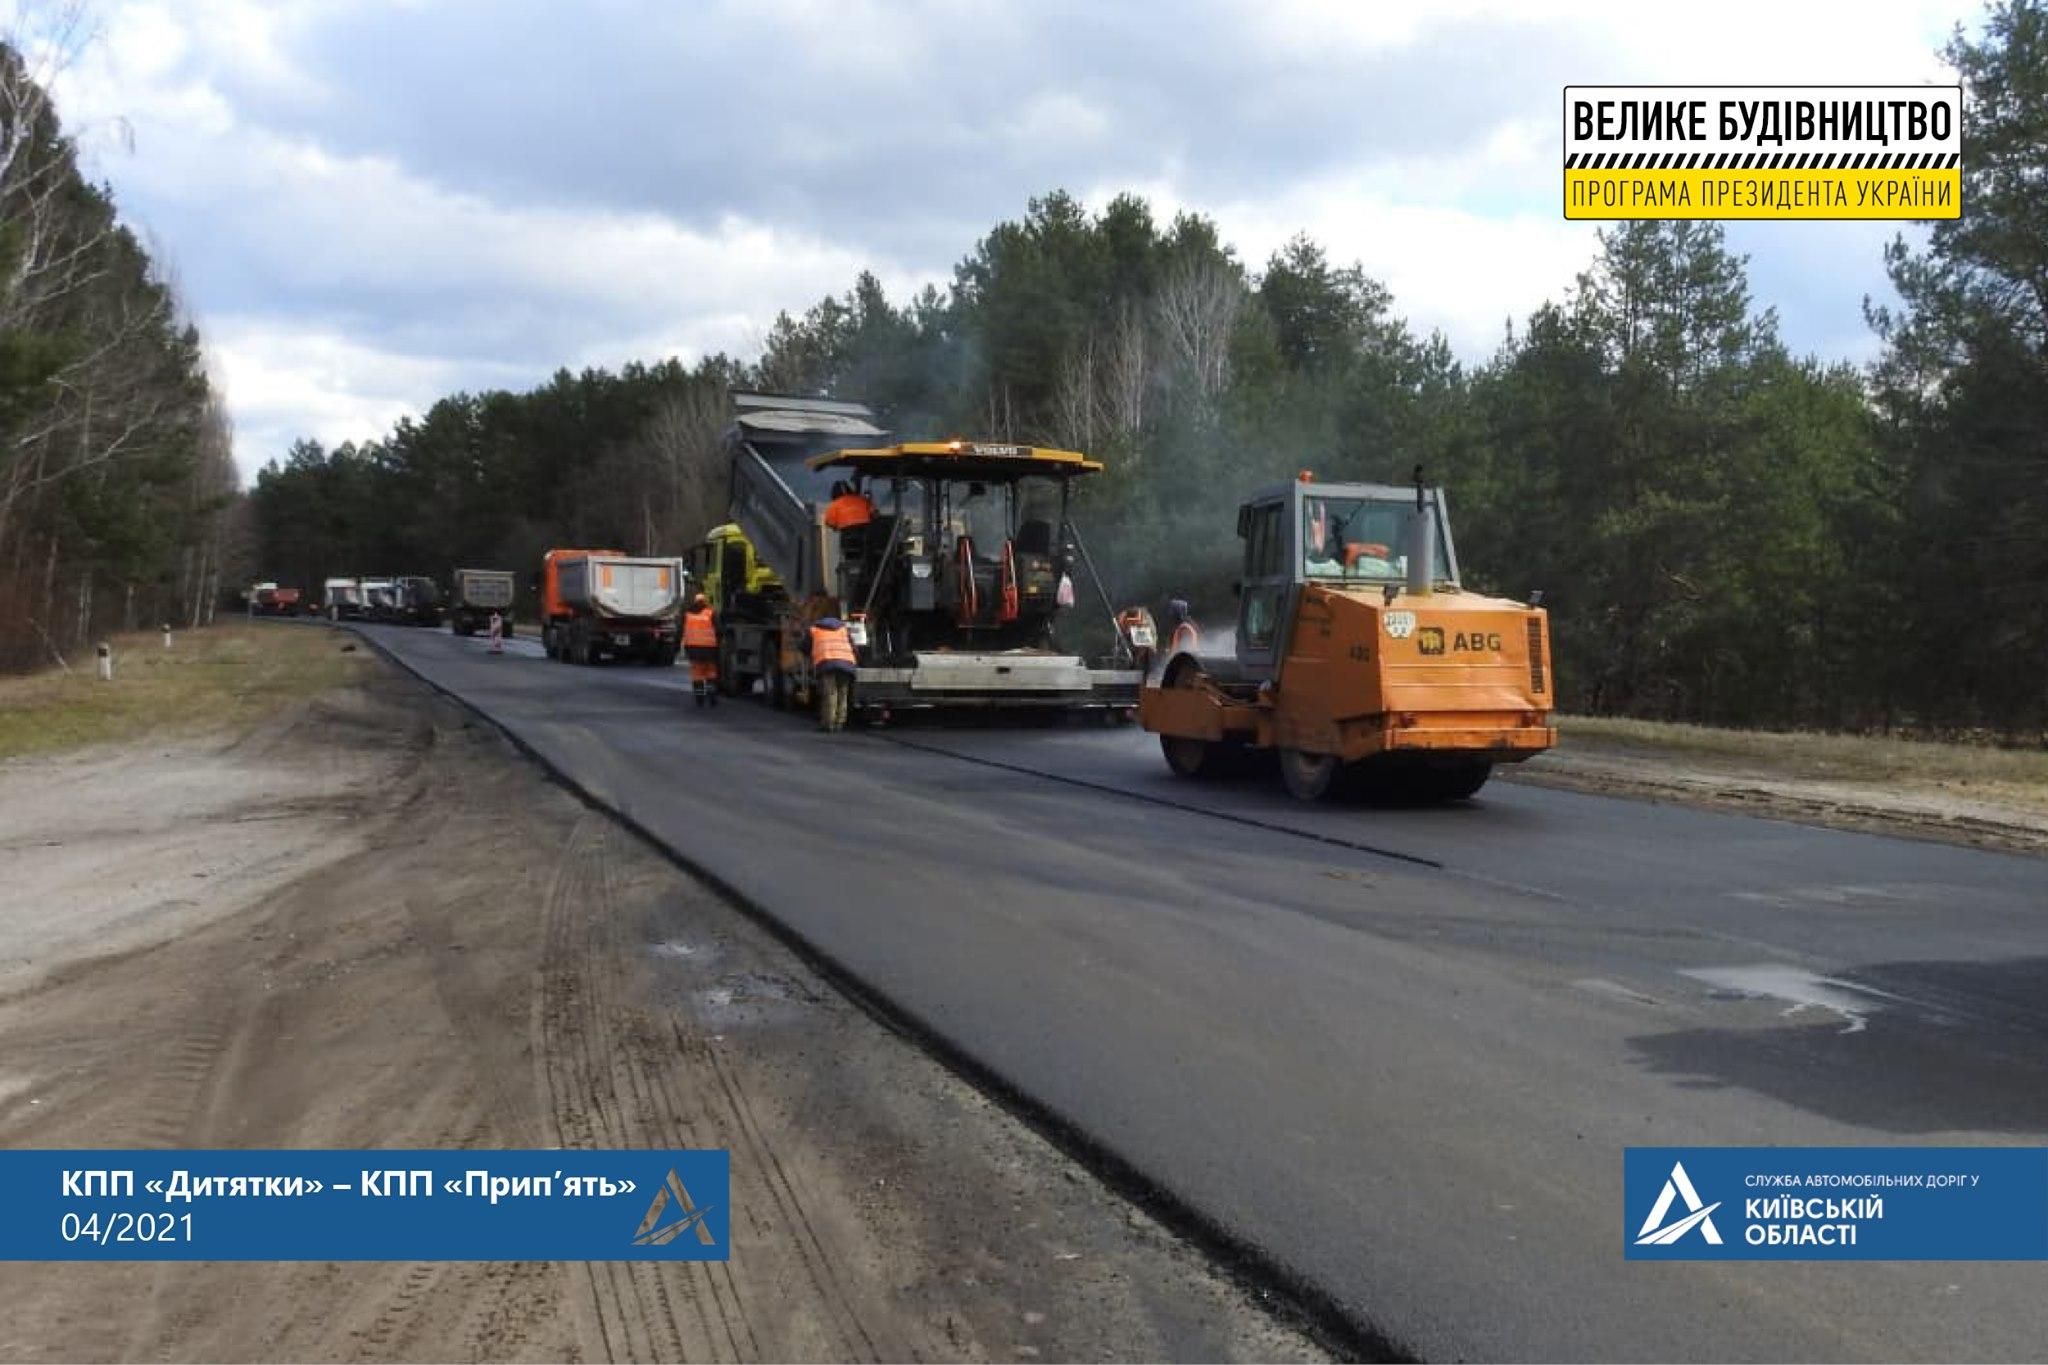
[1279,748,1343,801]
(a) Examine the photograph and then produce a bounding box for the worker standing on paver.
[1166,598,1199,657]
[810,615,858,732]
[683,594,720,708]
[823,480,875,531]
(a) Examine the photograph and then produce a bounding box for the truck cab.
[685,523,783,619]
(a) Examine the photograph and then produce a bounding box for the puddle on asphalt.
[1681,963,1911,1034]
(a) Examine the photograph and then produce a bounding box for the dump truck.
[538,548,684,665]
[248,582,304,616]
[448,568,517,637]
[692,391,1144,715]
[395,575,443,626]
[324,577,365,621]
[1139,471,1555,801]
[361,578,400,622]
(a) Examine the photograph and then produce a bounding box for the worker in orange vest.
[823,480,875,531]
[810,615,858,732]
[1166,597,1199,656]
[683,593,719,708]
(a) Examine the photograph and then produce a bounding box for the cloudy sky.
[28,0,1965,479]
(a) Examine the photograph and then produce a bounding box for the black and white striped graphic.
[1566,152,1961,170]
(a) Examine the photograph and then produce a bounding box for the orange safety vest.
[683,608,717,650]
[824,493,874,530]
[810,622,856,669]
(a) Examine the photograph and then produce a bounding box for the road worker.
[810,615,858,732]
[683,593,719,708]
[823,480,875,531]
[1166,597,1199,656]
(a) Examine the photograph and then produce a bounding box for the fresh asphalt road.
[361,623,2048,1362]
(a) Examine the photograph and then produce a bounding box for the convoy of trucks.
[320,575,453,627]
[539,549,685,665]
[279,394,1555,804]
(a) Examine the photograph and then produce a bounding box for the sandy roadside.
[0,668,1329,1363]
[1507,735,2048,856]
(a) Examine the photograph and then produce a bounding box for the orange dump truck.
[538,548,686,666]
[1139,472,1554,801]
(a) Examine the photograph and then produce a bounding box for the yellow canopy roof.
[808,440,1102,477]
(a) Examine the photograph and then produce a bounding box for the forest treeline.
[252,5,2048,737]
[0,38,236,671]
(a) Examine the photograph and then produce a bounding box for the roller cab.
[1139,473,1555,801]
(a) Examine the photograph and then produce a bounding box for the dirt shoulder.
[0,660,1326,1362]
[1507,715,2048,856]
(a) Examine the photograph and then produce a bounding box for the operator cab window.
[1301,495,1448,584]
[956,481,1011,557]
[1242,501,1284,579]
[1240,501,1285,649]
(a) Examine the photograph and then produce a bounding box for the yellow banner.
[1564,168,1959,221]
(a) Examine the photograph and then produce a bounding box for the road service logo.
[1384,610,1416,639]
[632,1169,719,1248]
[1635,1160,1724,1246]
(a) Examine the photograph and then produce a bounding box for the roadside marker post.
[162,623,173,650]
[488,612,504,654]
[96,643,112,682]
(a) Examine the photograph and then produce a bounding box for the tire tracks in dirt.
[532,808,890,1361]
[538,813,776,1362]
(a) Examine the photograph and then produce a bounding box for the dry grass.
[0,622,372,760]
[1558,714,2048,816]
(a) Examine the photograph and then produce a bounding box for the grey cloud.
[208,0,1596,267]
[91,0,1909,479]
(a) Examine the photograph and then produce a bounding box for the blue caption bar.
[1626,1147,2048,1260]
[0,1150,729,1261]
